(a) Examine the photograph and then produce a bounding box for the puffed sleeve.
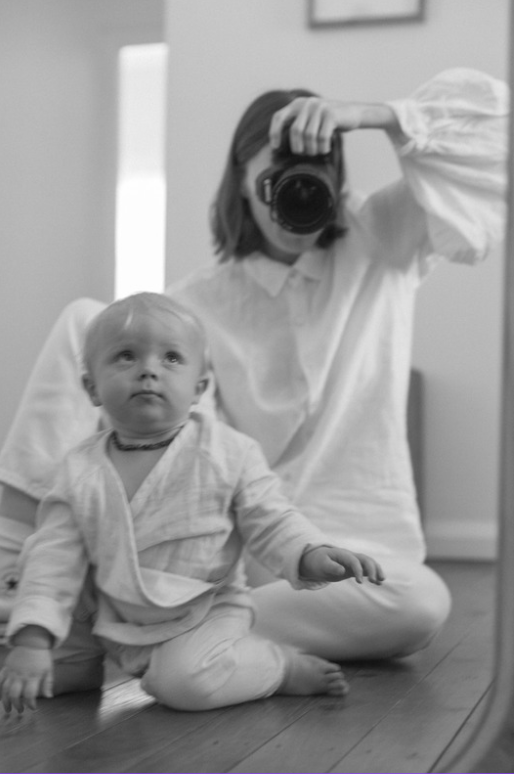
[387,68,509,267]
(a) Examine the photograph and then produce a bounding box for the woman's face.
[241,144,323,264]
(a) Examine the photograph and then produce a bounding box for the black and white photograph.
[0,1,512,772]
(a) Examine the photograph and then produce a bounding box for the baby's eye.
[164,351,182,364]
[115,350,135,363]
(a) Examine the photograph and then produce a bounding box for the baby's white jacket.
[7,409,329,648]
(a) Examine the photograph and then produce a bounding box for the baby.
[0,292,384,714]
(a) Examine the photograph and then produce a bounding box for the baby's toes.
[326,669,349,696]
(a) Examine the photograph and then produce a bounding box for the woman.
[0,68,507,664]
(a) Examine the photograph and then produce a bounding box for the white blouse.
[170,69,508,561]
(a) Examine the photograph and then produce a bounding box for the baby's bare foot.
[276,647,349,697]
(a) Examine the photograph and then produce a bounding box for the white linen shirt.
[169,69,508,561]
[7,410,329,648]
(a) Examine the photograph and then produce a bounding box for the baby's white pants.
[138,605,285,710]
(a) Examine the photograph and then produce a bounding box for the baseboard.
[425,521,498,560]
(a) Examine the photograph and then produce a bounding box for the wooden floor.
[0,561,495,774]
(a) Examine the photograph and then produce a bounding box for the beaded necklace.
[110,430,178,452]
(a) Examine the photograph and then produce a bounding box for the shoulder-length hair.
[210,89,347,262]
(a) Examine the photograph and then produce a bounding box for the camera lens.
[273,170,335,234]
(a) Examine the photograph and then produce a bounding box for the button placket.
[287,271,327,404]
[287,271,308,326]
[284,271,317,409]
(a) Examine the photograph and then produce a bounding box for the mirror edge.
[436,8,514,772]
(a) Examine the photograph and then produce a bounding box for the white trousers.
[39,588,286,710]
[139,605,285,711]
[0,299,451,663]
[250,560,450,661]
[0,299,106,500]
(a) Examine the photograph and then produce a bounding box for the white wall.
[0,0,507,559]
[165,0,509,558]
[0,0,111,450]
[0,0,163,448]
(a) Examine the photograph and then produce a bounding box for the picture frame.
[308,0,425,28]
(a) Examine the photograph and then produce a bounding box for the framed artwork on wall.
[308,0,425,28]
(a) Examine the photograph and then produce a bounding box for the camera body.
[255,130,341,235]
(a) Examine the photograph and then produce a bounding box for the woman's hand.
[299,545,386,585]
[269,97,406,155]
[0,644,54,714]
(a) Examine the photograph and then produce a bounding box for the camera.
[255,130,341,235]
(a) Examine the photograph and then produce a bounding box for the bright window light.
[115,43,168,300]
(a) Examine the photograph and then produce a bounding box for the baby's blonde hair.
[82,292,208,375]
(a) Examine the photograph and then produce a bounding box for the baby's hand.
[0,646,54,715]
[299,545,385,585]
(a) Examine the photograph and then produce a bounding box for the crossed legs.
[141,604,348,711]
[250,559,451,662]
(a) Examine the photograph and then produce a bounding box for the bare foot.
[276,647,349,697]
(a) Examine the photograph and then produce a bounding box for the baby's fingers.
[0,673,41,715]
[3,676,25,715]
[0,670,16,715]
[41,670,54,700]
[325,548,364,582]
[323,556,348,580]
[1,686,12,715]
[359,555,386,585]
[330,551,364,583]
[346,555,364,583]
[23,677,43,711]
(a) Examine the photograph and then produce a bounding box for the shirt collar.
[243,248,326,297]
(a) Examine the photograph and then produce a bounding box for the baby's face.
[85,310,205,440]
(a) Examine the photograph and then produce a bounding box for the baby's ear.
[82,374,102,407]
[193,376,209,402]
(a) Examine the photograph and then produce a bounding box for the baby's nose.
[139,359,159,378]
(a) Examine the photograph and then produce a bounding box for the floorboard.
[0,561,496,774]
[434,686,492,772]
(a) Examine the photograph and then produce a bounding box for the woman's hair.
[211,89,347,262]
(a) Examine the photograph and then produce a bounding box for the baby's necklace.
[110,430,178,452]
